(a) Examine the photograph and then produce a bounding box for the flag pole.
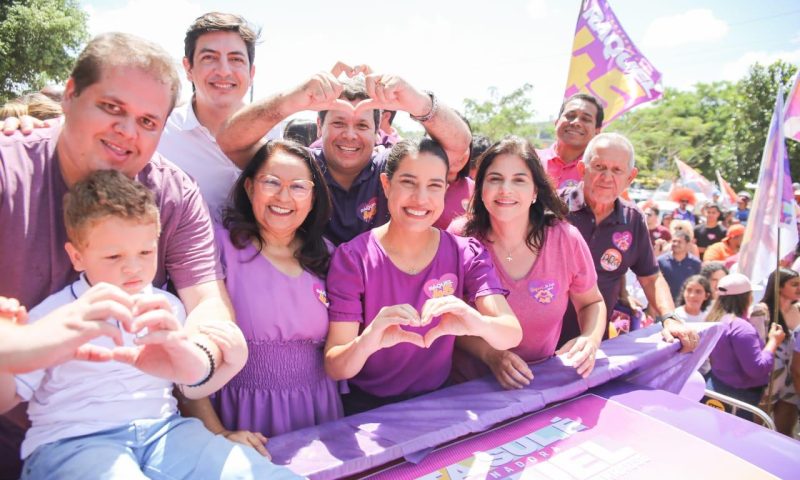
[764,228,781,417]
[765,71,786,418]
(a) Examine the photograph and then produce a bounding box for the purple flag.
[785,70,800,142]
[738,86,798,288]
[564,0,663,126]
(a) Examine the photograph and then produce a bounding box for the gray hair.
[582,132,635,170]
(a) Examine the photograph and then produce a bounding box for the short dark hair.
[71,33,181,113]
[465,136,567,254]
[469,135,492,172]
[558,93,604,128]
[317,77,380,130]
[222,140,333,278]
[283,118,318,147]
[184,12,259,67]
[673,231,691,243]
[384,138,449,180]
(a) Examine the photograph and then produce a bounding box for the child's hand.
[198,321,247,371]
[0,296,28,325]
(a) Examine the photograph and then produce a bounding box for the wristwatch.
[657,312,681,324]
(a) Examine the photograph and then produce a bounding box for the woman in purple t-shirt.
[706,273,784,418]
[452,136,605,389]
[191,141,342,448]
[324,138,522,415]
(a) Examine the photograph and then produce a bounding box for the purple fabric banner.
[267,324,721,479]
[564,0,663,125]
[365,394,777,479]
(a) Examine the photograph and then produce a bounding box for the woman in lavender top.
[706,273,785,418]
[324,138,522,415]
[192,140,342,453]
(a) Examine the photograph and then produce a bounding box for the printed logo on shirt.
[358,197,378,223]
[707,233,717,240]
[461,198,470,211]
[612,231,632,252]
[424,273,458,299]
[559,179,579,189]
[600,248,622,271]
[313,283,330,308]
[528,279,559,304]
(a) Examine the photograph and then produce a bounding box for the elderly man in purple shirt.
[559,133,699,351]
[217,63,471,245]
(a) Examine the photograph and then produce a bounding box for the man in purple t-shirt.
[536,93,603,189]
[0,33,252,477]
[559,133,699,351]
[216,63,471,245]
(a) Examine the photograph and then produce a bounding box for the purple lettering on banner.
[565,0,663,125]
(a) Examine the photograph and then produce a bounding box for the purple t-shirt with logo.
[327,229,506,397]
[485,221,597,363]
[0,126,222,310]
[559,184,659,342]
[434,176,474,230]
[313,148,390,245]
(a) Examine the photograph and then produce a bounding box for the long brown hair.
[464,136,566,253]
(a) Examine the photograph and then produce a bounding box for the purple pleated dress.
[211,229,343,437]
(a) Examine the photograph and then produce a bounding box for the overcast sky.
[81,0,800,129]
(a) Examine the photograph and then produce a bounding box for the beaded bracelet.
[185,342,215,387]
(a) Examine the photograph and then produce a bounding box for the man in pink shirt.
[537,93,603,189]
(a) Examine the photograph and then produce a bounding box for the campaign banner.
[674,159,714,199]
[564,0,663,126]
[366,395,775,480]
[739,86,798,288]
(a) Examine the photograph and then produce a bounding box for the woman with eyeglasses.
[324,138,521,414]
[189,140,342,454]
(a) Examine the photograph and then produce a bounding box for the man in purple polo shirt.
[0,33,253,477]
[217,64,471,245]
[537,93,603,189]
[559,133,698,351]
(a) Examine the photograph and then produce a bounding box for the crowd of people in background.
[0,10,797,480]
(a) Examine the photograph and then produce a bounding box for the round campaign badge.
[600,248,623,271]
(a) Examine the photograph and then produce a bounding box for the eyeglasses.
[255,175,314,200]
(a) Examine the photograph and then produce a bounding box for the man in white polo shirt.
[158,12,280,221]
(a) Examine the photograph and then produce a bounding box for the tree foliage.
[463,60,799,190]
[0,0,88,102]
[463,84,540,143]
[612,60,799,190]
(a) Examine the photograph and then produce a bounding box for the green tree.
[462,84,539,143]
[724,61,799,189]
[0,0,88,102]
[613,82,737,185]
